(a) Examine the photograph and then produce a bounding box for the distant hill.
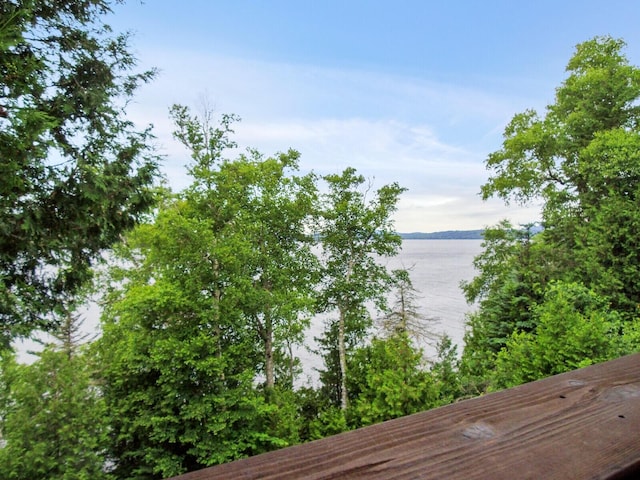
[399,230,484,240]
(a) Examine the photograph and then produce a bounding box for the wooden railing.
[168,353,640,479]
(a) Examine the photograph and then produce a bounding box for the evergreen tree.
[493,282,640,389]
[0,312,111,480]
[348,333,437,428]
[0,0,159,342]
[379,268,440,347]
[462,36,640,388]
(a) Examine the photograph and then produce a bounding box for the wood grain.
[167,353,640,480]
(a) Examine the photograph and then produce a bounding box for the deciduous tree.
[97,106,319,477]
[479,36,640,318]
[317,168,405,411]
[462,36,640,388]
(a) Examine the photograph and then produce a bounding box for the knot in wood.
[461,422,495,440]
[600,383,640,402]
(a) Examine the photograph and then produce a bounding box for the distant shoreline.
[399,230,484,240]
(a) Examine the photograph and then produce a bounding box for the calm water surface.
[386,239,483,350]
[299,239,483,382]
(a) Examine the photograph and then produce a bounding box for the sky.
[107,0,640,232]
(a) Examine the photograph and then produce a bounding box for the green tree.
[226,152,318,391]
[293,385,349,442]
[371,268,464,409]
[98,207,285,478]
[170,104,319,391]
[482,37,640,210]
[0,317,111,480]
[347,333,437,428]
[493,282,640,389]
[430,334,462,405]
[0,0,159,342]
[462,36,640,388]
[459,221,546,390]
[317,168,405,411]
[97,107,319,478]
[572,128,640,313]
[480,36,640,317]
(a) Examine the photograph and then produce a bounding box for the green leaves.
[316,168,406,411]
[463,36,640,393]
[483,36,640,215]
[96,106,327,477]
[348,334,437,427]
[0,0,160,339]
[493,282,639,389]
[0,341,112,480]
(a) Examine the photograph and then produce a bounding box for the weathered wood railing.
[168,353,640,479]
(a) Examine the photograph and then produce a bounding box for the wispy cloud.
[126,48,541,231]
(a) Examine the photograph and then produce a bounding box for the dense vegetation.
[1,1,639,478]
[459,36,640,394]
[0,0,159,346]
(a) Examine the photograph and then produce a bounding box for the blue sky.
[108,1,640,232]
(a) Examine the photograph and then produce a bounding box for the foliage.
[481,36,640,211]
[459,222,546,391]
[347,333,437,427]
[0,334,111,479]
[478,36,640,316]
[0,0,159,342]
[430,334,462,404]
[295,386,348,442]
[572,128,640,314]
[171,104,319,390]
[462,36,640,389]
[317,168,406,410]
[493,282,640,389]
[98,314,283,478]
[97,106,319,478]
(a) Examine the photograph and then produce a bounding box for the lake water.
[18,240,484,374]
[298,239,483,382]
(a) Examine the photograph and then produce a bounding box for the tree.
[347,333,437,428]
[493,282,640,389]
[480,36,640,318]
[294,386,348,442]
[170,104,319,391]
[97,206,286,478]
[97,106,319,477]
[317,168,405,411]
[462,36,640,388]
[0,0,159,342]
[224,152,318,391]
[459,221,545,389]
[426,334,463,405]
[481,37,640,210]
[0,316,111,480]
[572,128,640,313]
[378,268,440,346]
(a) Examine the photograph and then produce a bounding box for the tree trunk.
[338,259,354,411]
[212,257,224,380]
[338,307,348,411]
[265,312,275,390]
[287,339,295,388]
